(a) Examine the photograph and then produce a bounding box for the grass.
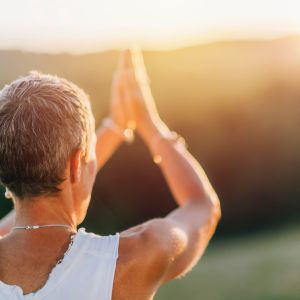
[155,223,300,300]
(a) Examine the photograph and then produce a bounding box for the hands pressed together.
[97,46,185,170]
[108,47,164,145]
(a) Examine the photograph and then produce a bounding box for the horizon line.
[0,34,298,56]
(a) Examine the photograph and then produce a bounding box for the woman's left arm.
[96,61,134,172]
[95,125,124,172]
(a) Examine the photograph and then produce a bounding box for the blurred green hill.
[156,222,300,300]
[0,37,300,235]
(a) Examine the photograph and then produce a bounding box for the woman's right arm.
[138,117,221,281]
[118,48,221,283]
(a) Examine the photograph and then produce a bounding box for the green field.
[156,224,300,300]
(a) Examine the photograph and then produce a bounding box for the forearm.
[0,209,15,236]
[95,125,124,172]
[139,118,219,209]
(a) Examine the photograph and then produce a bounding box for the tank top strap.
[77,228,120,259]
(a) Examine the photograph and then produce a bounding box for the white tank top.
[0,228,120,300]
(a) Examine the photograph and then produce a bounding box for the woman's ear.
[70,148,84,183]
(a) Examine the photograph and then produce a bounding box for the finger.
[111,72,121,99]
[132,46,148,73]
[118,47,149,86]
[111,72,126,110]
[122,85,136,129]
[131,45,143,68]
[130,46,150,84]
[114,72,135,123]
[112,70,133,93]
[118,49,134,71]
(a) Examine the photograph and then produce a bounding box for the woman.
[0,48,220,299]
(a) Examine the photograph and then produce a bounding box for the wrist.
[109,114,126,130]
[138,116,171,147]
[138,117,187,165]
[96,125,123,144]
[100,117,135,144]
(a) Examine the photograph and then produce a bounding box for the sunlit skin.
[0,48,220,299]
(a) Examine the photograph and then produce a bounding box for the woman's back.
[0,228,119,300]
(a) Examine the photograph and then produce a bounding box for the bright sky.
[0,0,299,53]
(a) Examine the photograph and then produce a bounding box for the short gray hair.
[0,71,95,199]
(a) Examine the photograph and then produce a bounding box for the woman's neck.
[13,194,77,232]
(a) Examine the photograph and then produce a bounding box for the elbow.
[188,193,221,232]
[194,188,221,224]
[199,195,221,240]
[210,192,221,225]
[213,195,221,223]
[202,192,221,228]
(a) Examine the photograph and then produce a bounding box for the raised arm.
[138,118,220,281]
[95,126,123,172]
[95,64,132,172]
[117,48,221,287]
